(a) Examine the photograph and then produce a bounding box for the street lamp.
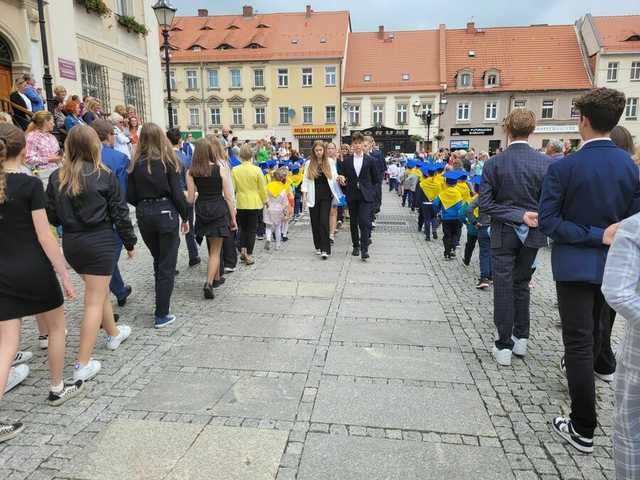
[153,0,177,128]
[412,99,445,150]
[36,0,54,114]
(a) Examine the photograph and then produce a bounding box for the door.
[488,140,501,156]
[0,66,11,101]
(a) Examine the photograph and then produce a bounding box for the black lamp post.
[412,99,445,150]
[36,0,54,114]
[153,0,177,128]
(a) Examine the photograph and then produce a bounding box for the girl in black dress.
[47,126,136,384]
[0,124,81,443]
[187,138,237,299]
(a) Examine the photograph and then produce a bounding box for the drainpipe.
[200,61,207,133]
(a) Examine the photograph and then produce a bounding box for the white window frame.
[207,69,219,89]
[189,107,200,127]
[277,68,288,87]
[230,68,242,88]
[186,70,198,90]
[626,97,638,119]
[396,104,408,125]
[456,102,471,122]
[348,105,360,125]
[169,70,176,91]
[372,104,384,125]
[168,106,178,127]
[253,68,264,88]
[484,101,498,121]
[279,106,289,125]
[421,103,433,116]
[302,105,313,124]
[324,66,336,86]
[209,106,221,126]
[231,106,243,125]
[485,73,498,87]
[570,99,579,118]
[302,67,313,87]
[459,72,472,88]
[513,99,526,108]
[115,0,132,17]
[607,62,618,82]
[255,106,266,125]
[325,105,336,124]
[631,62,640,81]
[541,100,554,119]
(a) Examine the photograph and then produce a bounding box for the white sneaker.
[224,267,236,274]
[12,351,32,366]
[106,325,131,351]
[5,364,29,393]
[321,252,328,260]
[492,346,512,366]
[315,250,322,255]
[73,359,101,382]
[595,371,615,383]
[512,336,528,357]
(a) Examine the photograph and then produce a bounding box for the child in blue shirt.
[433,171,464,260]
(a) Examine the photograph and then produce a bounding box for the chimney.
[242,5,253,17]
[466,22,476,34]
[305,5,312,18]
[378,25,384,40]
[197,9,208,17]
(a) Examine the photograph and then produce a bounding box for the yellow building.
[165,5,349,151]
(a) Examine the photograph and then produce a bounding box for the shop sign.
[450,139,470,150]
[293,126,337,136]
[450,127,494,136]
[534,124,579,134]
[58,58,77,80]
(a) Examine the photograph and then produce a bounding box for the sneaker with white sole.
[224,267,236,274]
[512,336,528,357]
[106,325,131,350]
[492,346,512,366]
[48,380,84,406]
[4,365,29,393]
[594,371,615,383]
[560,356,566,376]
[73,359,101,382]
[0,422,24,443]
[12,351,32,366]
[38,335,48,350]
[551,416,593,454]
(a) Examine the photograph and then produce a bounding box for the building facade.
[0,0,164,124]
[577,14,640,141]
[165,6,349,151]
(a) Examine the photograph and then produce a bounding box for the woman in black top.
[47,125,136,384]
[128,123,188,327]
[186,138,237,299]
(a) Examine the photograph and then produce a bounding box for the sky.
[170,0,638,31]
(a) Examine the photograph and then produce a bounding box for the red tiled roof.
[165,10,350,63]
[592,15,640,53]
[343,30,441,93]
[445,24,592,93]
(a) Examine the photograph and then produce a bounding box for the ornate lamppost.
[36,0,54,113]
[152,0,177,128]
[412,99,446,151]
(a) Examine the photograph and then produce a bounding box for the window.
[456,102,470,122]
[401,73,410,81]
[279,107,289,125]
[232,106,243,125]
[169,70,176,90]
[325,105,336,124]
[348,105,360,125]
[372,104,384,125]
[80,60,110,112]
[255,106,266,125]
[167,106,178,127]
[123,74,146,121]
[189,107,200,127]
[485,101,498,121]
[253,68,264,88]
[541,100,554,119]
[278,68,288,87]
[325,66,336,86]
[486,74,498,86]
[186,70,198,90]
[209,106,221,126]
[570,99,579,118]
[396,104,407,125]
[190,46,202,52]
[513,99,526,108]
[302,67,313,87]
[230,69,241,88]
[459,72,472,88]
[207,69,219,89]
[303,106,313,124]
[363,74,372,82]
[631,62,640,81]
[115,0,131,16]
[607,62,618,82]
[626,97,638,119]
[421,103,432,116]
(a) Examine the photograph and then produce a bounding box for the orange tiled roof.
[165,10,350,63]
[445,24,592,93]
[591,15,640,53]
[343,30,441,93]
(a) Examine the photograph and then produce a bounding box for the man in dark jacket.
[539,88,640,454]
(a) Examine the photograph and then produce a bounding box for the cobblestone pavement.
[1,188,620,479]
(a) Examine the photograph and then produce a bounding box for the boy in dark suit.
[540,87,640,454]
[337,133,380,260]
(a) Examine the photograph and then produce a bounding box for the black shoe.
[117,285,132,307]
[113,313,120,323]
[203,283,214,299]
[425,237,431,242]
[282,236,289,242]
[450,251,456,257]
[212,277,226,288]
[48,380,84,406]
[368,238,372,246]
[463,258,470,266]
[551,416,594,454]
[175,270,180,276]
[189,257,201,267]
[433,232,438,240]
[361,250,370,260]
[352,247,360,256]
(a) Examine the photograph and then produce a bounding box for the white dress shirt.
[353,154,364,177]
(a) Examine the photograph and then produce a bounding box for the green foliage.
[77,0,110,17]
[117,15,149,35]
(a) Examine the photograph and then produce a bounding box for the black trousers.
[491,228,538,350]
[236,209,259,254]
[441,220,461,255]
[347,198,373,251]
[464,233,478,264]
[184,204,199,261]
[375,182,383,214]
[222,232,238,269]
[136,200,180,318]
[557,281,617,438]
[418,203,438,239]
[309,196,332,254]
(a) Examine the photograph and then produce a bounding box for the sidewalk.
[1,188,618,479]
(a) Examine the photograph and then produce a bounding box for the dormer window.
[245,43,263,49]
[625,34,640,41]
[484,69,500,88]
[458,72,472,88]
[256,23,270,29]
[190,45,203,51]
[401,73,410,81]
[363,74,372,82]
[226,24,240,30]
[216,43,234,50]
[320,36,327,43]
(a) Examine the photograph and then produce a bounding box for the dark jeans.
[237,209,259,254]
[309,196,332,254]
[419,203,438,239]
[294,192,303,216]
[185,204,199,261]
[389,178,398,192]
[402,190,415,209]
[441,220,461,256]
[491,228,538,350]
[347,198,374,251]
[556,281,617,438]
[257,210,266,237]
[136,200,180,318]
[477,226,492,279]
[109,231,127,300]
[464,233,478,264]
[337,206,344,223]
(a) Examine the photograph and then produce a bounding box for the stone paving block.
[312,381,495,436]
[342,284,437,301]
[348,261,426,274]
[210,375,306,421]
[169,341,316,373]
[239,280,297,296]
[346,272,433,286]
[65,419,202,479]
[126,373,237,414]
[200,315,324,340]
[337,298,446,321]
[296,282,336,298]
[291,297,331,316]
[332,318,456,347]
[166,426,288,480]
[324,345,472,383]
[217,296,295,315]
[298,433,513,480]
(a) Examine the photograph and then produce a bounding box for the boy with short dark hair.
[433,171,464,259]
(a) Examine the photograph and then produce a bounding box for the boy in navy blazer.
[539,88,640,454]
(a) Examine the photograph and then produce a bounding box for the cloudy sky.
[171,0,637,31]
